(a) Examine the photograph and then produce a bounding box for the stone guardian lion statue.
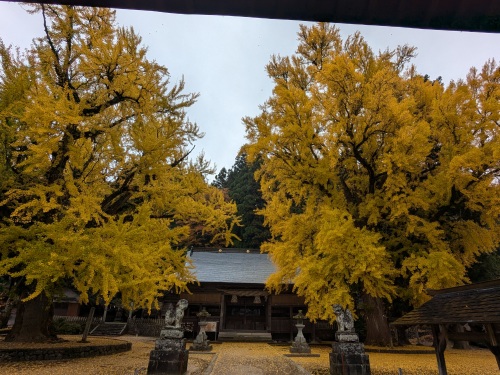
[333,304,355,332]
[174,299,188,329]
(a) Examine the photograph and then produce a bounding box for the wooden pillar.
[432,324,448,375]
[266,295,272,333]
[485,323,500,369]
[219,293,225,331]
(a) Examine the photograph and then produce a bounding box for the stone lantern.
[290,309,311,354]
[197,306,210,321]
[190,307,213,351]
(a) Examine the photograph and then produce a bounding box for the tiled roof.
[188,249,276,284]
[392,280,500,325]
[53,288,80,302]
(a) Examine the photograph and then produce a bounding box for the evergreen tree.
[468,248,500,282]
[213,154,270,249]
[212,167,228,190]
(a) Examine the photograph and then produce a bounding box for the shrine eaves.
[2,0,500,33]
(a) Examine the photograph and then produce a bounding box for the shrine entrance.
[224,294,267,331]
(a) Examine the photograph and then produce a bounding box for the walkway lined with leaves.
[207,342,308,375]
[2,335,500,374]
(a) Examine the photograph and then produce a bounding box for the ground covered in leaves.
[287,345,499,375]
[0,336,498,374]
[0,335,126,349]
[0,335,210,375]
[208,342,306,375]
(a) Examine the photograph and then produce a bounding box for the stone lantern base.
[290,323,311,354]
[290,340,312,354]
[190,322,212,352]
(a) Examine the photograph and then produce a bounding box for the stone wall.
[0,341,131,362]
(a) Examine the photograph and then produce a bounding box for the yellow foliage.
[246,23,500,320]
[0,5,238,310]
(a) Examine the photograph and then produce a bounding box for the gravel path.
[208,342,308,375]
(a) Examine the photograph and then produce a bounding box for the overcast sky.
[1,2,500,176]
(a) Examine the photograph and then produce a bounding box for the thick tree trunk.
[5,292,57,342]
[395,325,411,346]
[362,294,392,346]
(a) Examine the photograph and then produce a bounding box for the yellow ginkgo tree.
[0,5,238,342]
[244,23,500,345]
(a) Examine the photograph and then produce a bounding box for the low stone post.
[330,304,371,375]
[128,302,134,320]
[147,299,189,375]
[190,307,213,351]
[290,310,311,354]
[102,304,108,323]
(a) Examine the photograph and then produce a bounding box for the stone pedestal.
[330,334,370,375]
[190,321,212,351]
[147,328,189,375]
[290,323,311,354]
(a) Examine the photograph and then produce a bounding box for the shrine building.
[173,248,333,342]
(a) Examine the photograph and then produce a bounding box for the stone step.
[218,331,272,342]
[90,322,127,336]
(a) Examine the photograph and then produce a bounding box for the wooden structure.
[167,248,333,342]
[2,0,500,33]
[52,288,80,317]
[392,279,500,375]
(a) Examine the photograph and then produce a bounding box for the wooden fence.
[54,315,102,324]
[127,317,198,337]
[53,315,196,337]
